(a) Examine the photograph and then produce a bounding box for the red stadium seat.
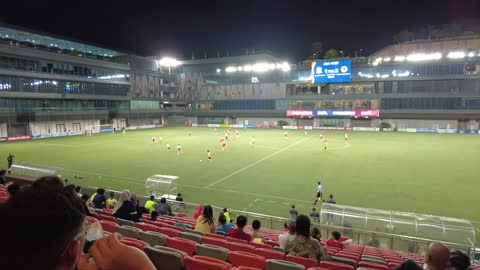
[157,227,180,238]
[238,267,262,270]
[335,253,360,263]
[96,214,117,223]
[206,233,226,239]
[320,261,354,270]
[85,216,99,224]
[358,261,390,270]
[286,255,318,268]
[250,242,273,249]
[307,268,334,270]
[99,220,117,233]
[202,237,229,248]
[164,224,185,232]
[264,240,279,247]
[136,223,163,233]
[119,237,149,250]
[184,255,232,270]
[255,248,285,260]
[227,237,249,244]
[165,237,197,256]
[228,251,266,269]
[228,242,256,253]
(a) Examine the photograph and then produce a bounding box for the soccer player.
[324,140,328,151]
[177,144,182,156]
[214,128,218,135]
[188,131,192,137]
[320,134,324,141]
[235,130,239,138]
[159,136,163,144]
[152,136,157,144]
[284,131,288,139]
[166,143,171,151]
[225,133,229,142]
[313,181,325,205]
[344,133,348,142]
[221,140,227,151]
[250,136,256,145]
[304,131,308,135]
[228,128,232,135]
[122,128,126,136]
[207,150,212,162]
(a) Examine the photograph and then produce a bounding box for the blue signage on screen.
[311,60,352,83]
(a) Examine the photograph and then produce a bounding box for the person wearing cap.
[450,250,470,270]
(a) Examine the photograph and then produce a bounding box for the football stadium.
[1,18,480,270]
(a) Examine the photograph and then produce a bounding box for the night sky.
[1,0,480,61]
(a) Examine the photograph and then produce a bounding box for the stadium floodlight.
[225,66,237,73]
[158,57,181,67]
[384,57,391,62]
[243,65,252,72]
[394,55,406,62]
[252,63,270,72]
[447,51,466,59]
[281,62,291,72]
[237,66,243,71]
[467,52,475,58]
[216,68,221,73]
[372,62,379,66]
[406,52,442,62]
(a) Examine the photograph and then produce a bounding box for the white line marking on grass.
[243,198,263,211]
[204,136,313,188]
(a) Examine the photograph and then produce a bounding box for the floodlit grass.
[2,127,479,223]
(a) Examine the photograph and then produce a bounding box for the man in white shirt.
[278,220,296,249]
[313,181,324,205]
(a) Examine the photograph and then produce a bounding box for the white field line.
[243,198,263,211]
[204,136,313,188]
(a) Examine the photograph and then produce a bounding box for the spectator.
[393,260,423,270]
[0,175,87,269]
[175,193,183,202]
[251,220,266,242]
[285,215,323,260]
[150,211,159,221]
[81,193,92,216]
[216,214,233,234]
[64,178,69,185]
[310,207,320,223]
[113,190,139,222]
[157,197,173,216]
[89,188,99,202]
[74,185,82,197]
[144,195,157,214]
[130,192,138,206]
[365,233,379,248]
[279,221,296,249]
[326,231,344,249]
[92,188,106,209]
[193,205,204,219]
[450,250,470,270]
[223,208,231,223]
[195,204,216,234]
[106,191,117,209]
[227,215,252,242]
[425,243,451,270]
[0,170,6,186]
[283,222,289,233]
[289,205,298,220]
[326,194,336,224]
[7,183,20,197]
[310,227,328,256]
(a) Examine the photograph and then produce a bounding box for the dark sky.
[1,0,480,61]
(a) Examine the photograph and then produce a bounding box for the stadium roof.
[180,52,285,66]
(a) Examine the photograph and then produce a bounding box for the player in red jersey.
[152,136,157,143]
[177,144,182,156]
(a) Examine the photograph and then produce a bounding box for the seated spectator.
[113,190,139,222]
[450,250,470,270]
[193,205,204,219]
[150,211,159,221]
[227,215,252,242]
[157,197,173,216]
[175,193,183,202]
[74,185,82,197]
[130,192,138,206]
[144,195,157,214]
[223,208,231,223]
[216,214,233,234]
[425,243,451,270]
[81,193,92,216]
[310,227,328,256]
[286,215,323,260]
[195,204,216,234]
[289,205,298,220]
[279,220,296,248]
[106,191,117,209]
[326,231,344,249]
[92,188,106,209]
[365,233,379,248]
[7,183,20,197]
[251,220,266,242]
[310,207,320,223]
[89,188,99,202]
[0,169,6,186]
[393,259,423,270]
[283,222,289,232]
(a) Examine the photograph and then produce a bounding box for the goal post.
[87,124,115,136]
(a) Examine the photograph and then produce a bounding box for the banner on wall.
[286,110,379,118]
[33,131,84,139]
[416,128,436,133]
[353,127,380,132]
[7,135,32,141]
[282,126,298,130]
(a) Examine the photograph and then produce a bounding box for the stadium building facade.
[1,23,480,140]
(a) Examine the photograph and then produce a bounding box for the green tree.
[323,49,339,59]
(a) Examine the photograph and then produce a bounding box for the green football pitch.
[2,127,479,223]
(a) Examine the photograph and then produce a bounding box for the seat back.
[227,236,249,244]
[256,248,285,260]
[99,220,117,233]
[158,227,180,238]
[184,255,231,270]
[286,255,318,269]
[115,225,141,239]
[195,244,229,261]
[185,229,205,236]
[136,222,162,233]
[229,251,266,269]
[206,232,226,239]
[251,242,274,249]
[117,218,135,226]
[165,237,197,256]
[139,231,168,246]
[360,257,386,265]
[335,253,359,263]
[320,261,355,270]
[179,231,203,243]
[266,259,304,270]
[357,261,390,270]
[144,245,186,270]
[119,237,149,249]
[202,237,229,248]
[327,256,357,269]
[228,242,256,253]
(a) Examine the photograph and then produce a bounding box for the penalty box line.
[203,136,313,188]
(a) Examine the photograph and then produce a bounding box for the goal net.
[87,124,115,136]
